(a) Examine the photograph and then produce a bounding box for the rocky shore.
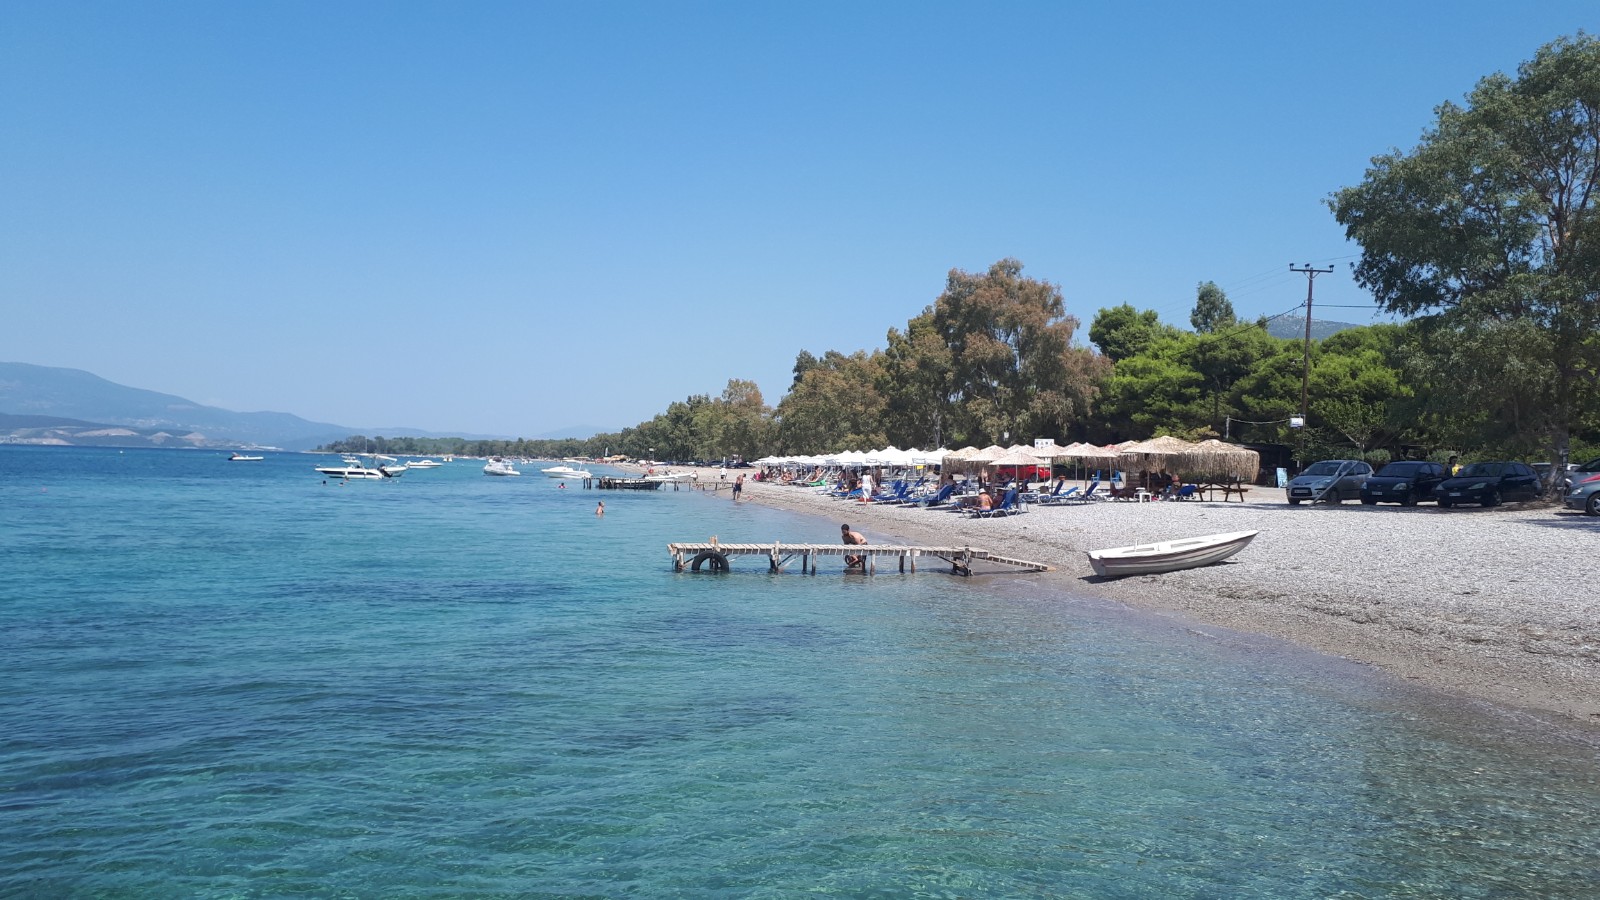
[643,465,1600,728]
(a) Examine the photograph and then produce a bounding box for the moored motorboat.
[1086,530,1258,578]
[316,460,386,479]
[643,471,693,483]
[541,464,593,480]
[408,459,442,468]
[484,458,521,476]
[229,452,264,461]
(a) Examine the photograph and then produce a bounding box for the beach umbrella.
[969,445,1007,463]
[990,448,1043,467]
[1118,435,1199,468]
[1177,439,1261,483]
[1056,441,1119,461]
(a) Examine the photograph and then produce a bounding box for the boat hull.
[542,467,592,479]
[1087,530,1258,578]
[316,466,385,479]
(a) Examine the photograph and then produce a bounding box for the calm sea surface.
[3,446,1598,897]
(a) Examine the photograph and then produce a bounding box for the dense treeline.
[322,35,1600,474]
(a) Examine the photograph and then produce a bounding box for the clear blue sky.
[4,2,1595,438]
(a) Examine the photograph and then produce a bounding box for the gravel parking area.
[712,473,1600,728]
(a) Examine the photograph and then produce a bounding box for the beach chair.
[1172,483,1198,501]
[910,483,956,509]
[1037,485,1080,505]
[1066,480,1101,503]
[970,487,1020,518]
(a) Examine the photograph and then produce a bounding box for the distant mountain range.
[0,362,511,450]
[1264,315,1361,341]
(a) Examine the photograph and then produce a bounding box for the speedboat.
[541,464,593,480]
[408,459,442,468]
[316,459,386,479]
[484,458,521,476]
[643,471,693,483]
[318,454,405,479]
[229,452,263,461]
[1087,531,1258,578]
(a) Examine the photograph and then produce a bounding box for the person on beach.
[595,501,604,516]
[732,473,744,501]
[859,471,874,502]
[977,488,993,511]
[842,524,867,569]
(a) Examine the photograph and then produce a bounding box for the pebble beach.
[655,466,1600,728]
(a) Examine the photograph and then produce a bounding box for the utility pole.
[1290,264,1334,424]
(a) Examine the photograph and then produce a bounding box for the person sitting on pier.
[842,524,867,569]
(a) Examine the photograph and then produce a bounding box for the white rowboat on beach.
[1087,530,1258,578]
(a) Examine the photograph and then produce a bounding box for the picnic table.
[1199,481,1253,502]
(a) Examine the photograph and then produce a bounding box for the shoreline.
[622,463,1600,729]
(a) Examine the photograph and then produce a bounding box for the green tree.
[931,258,1108,445]
[1088,303,1177,363]
[775,351,887,453]
[1330,33,1600,485]
[1190,281,1237,333]
[879,311,954,448]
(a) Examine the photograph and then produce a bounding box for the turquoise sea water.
[3,446,1599,897]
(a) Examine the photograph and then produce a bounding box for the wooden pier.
[667,541,1052,576]
[595,477,663,490]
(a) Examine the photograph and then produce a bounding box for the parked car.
[1434,461,1541,507]
[1285,459,1373,504]
[1563,463,1600,516]
[1360,460,1448,506]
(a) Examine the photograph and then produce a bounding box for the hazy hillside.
[1265,315,1361,341]
[0,362,507,450]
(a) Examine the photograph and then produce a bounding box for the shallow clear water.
[3,446,1598,897]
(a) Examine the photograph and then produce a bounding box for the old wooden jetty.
[667,541,1052,576]
[595,477,662,490]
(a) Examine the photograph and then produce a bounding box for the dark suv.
[1360,460,1448,506]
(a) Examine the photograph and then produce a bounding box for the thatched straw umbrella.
[1177,439,1261,484]
[1117,435,1200,491]
[1118,435,1199,469]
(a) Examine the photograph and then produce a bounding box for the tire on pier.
[690,551,730,574]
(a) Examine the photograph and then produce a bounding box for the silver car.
[1563,467,1600,516]
[1286,459,1373,504]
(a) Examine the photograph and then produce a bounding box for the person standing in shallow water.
[732,473,744,501]
[842,523,867,569]
[595,501,604,516]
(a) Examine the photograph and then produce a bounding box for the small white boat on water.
[229,452,264,461]
[316,459,386,479]
[484,458,521,476]
[408,459,442,468]
[317,453,406,479]
[541,464,593,480]
[1087,530,1258,578]
[643,471,694,483]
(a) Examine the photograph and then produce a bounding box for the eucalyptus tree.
[1330,33,1600,481]
[774,350,887,454]
[929,258,1108,445]
[879,311,953,448]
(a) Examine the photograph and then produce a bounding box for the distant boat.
[484,458,521,476]
[316,458,386,480]
[643,471,693,483]
[316,453,406,479]
[541,465,593,480]
[408,459,443,468]
[1087,531,1258,578]
[229,452,263,461]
